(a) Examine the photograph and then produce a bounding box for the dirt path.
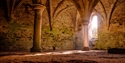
[0,50,125,63]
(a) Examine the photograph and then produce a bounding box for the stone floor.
[0,50,125,63]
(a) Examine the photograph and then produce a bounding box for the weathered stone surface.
[0,0,125,51]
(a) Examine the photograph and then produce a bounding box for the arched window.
[91,15,98,38]
[89,15,98,41]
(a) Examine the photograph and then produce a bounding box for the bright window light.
[92,15,98,29]
[91,15,98,38]
[89,15,98,40]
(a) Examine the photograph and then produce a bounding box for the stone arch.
[30,0,100,52]
[110,2,125,32]
[88,14,99,48]
[5,0,25,21]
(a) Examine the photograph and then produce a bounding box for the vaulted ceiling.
[4,0,125,31]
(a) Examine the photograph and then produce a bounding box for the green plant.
[93,32,125,50]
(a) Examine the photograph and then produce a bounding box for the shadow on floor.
[108,48,125,54]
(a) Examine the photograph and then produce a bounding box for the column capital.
[33,4,46,10]
[82,20,89,25]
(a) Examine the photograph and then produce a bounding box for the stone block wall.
[0,0,125,51]
[0,0,76,51]
[93,1,125,50]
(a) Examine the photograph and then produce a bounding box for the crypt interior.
[0,0,125,63]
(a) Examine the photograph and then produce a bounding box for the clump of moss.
[93,32,125,50]
[0,22,33,51]
[41,22,74,50]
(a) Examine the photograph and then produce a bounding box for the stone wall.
[0,0,125,51]
[0,0,33,51]
[93,0,125,50]
[110,2,125,32]
[0,0,76,51]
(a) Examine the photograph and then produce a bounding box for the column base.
[82,47,90,51]
[30,47,42,52]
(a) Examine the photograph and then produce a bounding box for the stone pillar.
[30,4,45,52]
[82,20,90,51]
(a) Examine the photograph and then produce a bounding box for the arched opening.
[89,15,98,47]
[91,15,98,38]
